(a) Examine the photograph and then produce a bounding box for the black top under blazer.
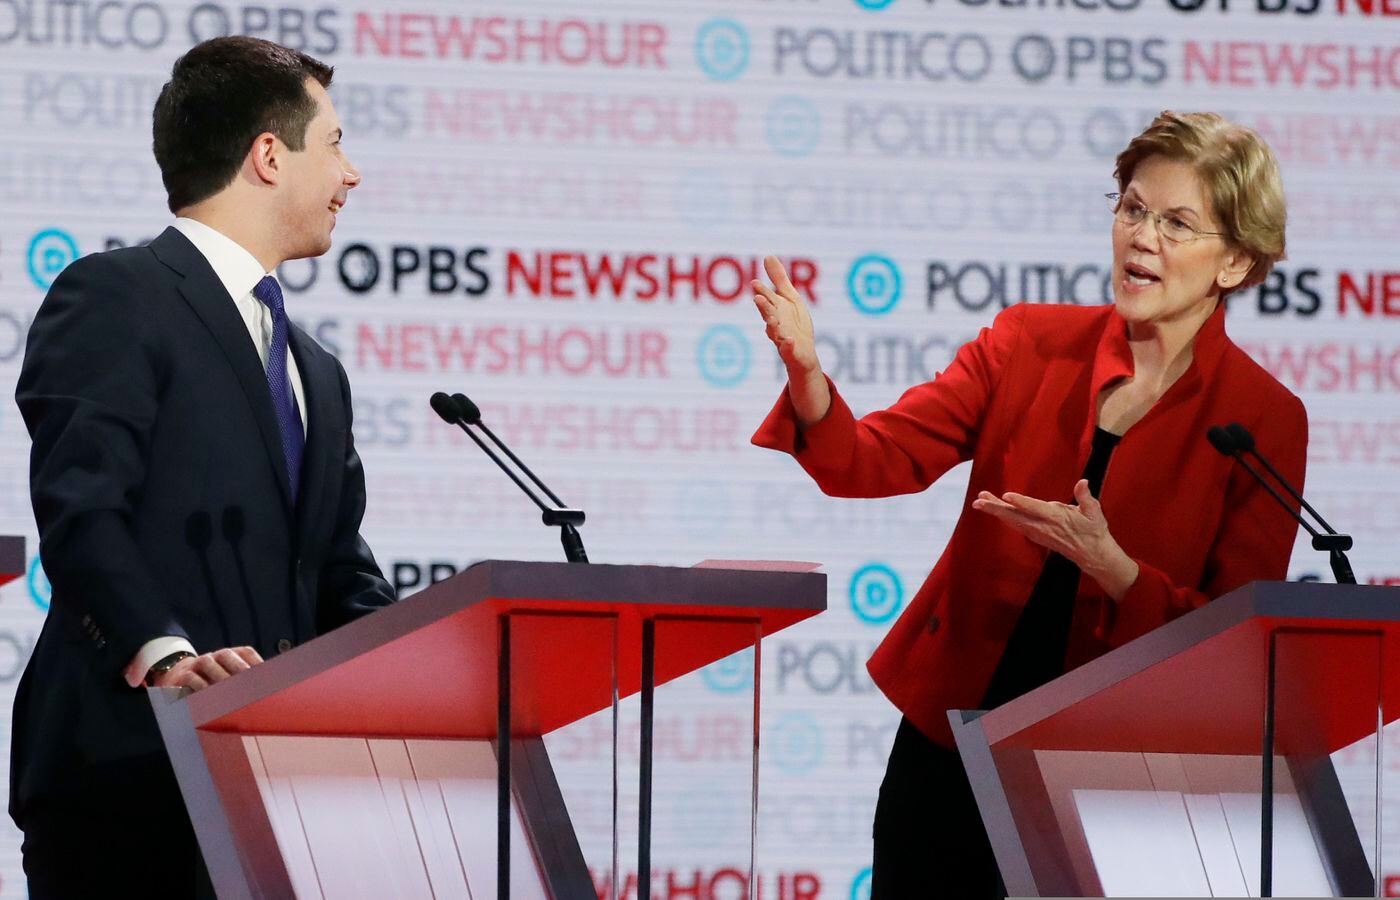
[10,226,395,824]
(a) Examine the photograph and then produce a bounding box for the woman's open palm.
[752,255,818,376]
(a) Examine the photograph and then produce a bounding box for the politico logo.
[927,259,1113,310]
[773,329,978,385]
[776,641,882,695]
[775,29,994,83]
[843,103,1066,161]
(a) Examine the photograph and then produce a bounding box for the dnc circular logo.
[849,563,903,625]
[769,712,823,775]
[695,19,750,81]
[847,254,902,315]
[28,556,51,612]
[766,96,821,157]
[27,228,80,290]
[700,647,754,693]
[696,324,751,388]
[850,867,873,900]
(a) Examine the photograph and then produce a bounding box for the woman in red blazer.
[751,112,1306,897]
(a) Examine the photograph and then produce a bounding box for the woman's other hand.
[972,480,1141,600]
[752,255,831,427]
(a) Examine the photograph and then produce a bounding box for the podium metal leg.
[499,614,512,898]
[639,618,656,900]
[1263,632,1278,897]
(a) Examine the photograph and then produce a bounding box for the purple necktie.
[252,276,304,500]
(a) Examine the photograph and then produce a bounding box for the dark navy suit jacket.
[10,226,395,824]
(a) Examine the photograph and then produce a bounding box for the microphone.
[1207,423,1355,584]
[430,391,589,563]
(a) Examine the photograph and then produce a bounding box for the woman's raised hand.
[752,255,831,427]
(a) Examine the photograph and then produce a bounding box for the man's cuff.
[124,636,198,688]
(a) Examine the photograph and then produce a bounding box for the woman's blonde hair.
[1114,111,1286,291]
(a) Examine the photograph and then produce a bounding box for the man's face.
[278,78,360,261]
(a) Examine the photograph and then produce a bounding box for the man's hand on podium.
[149,647,264,692]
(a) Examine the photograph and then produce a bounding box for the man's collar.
[172,217,274,302]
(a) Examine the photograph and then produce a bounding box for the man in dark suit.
[11,36,396,897]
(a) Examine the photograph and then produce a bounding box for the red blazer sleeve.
[1106,393,1310,646]
[752,303,1027,498]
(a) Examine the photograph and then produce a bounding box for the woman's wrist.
[789,365,831,429]
[1082,542,1140,602]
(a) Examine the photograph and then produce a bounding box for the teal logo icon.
[770,712,823,774]
[766,97,821,157]
[695,19,750,81]
[697,324,751,388]
[701,647,754,693]
[28,556,51,612]
[849,563,903,624]
[851,867,873,900]
[27,228,79,290]
[847,254,902,315]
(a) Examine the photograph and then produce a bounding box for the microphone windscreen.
[451,392,482,425]
[1226,422,1256,453]
[429,391,461,423]
[1206,425,1238,456]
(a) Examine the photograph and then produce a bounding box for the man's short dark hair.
[152,36,334,214]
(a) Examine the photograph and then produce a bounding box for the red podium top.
[186,561,825,740]
[973,582,1400,757]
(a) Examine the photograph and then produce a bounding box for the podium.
[951,581,1400,898]
[149,560,826,899]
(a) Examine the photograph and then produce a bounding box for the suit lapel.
[289,326,339,549]
[149,228,295,514]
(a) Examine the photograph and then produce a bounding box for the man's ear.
[1217,246,1254,291]
[248,132,281,186]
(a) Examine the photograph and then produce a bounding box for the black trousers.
[872,717,1005,899]
[20,757,214,899]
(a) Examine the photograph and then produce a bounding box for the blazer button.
[277,638,293,654]
[926,614,941,634]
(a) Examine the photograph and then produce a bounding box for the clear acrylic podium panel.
[523,613,761,895]
[542,616,762,898]
[506,611,620,898]
[649,619,761,889]
[975,628,1385,897]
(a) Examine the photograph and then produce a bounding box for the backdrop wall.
[1,0,1397,896]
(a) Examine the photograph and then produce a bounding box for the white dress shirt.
[124,218,308,687]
